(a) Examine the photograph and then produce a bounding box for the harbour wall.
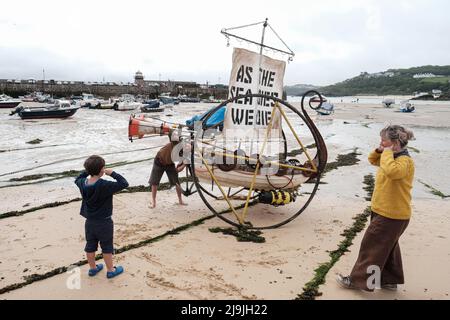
[0,81,228,99]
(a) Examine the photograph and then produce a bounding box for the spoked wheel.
[179,165,197,197]
[190,92,328,230]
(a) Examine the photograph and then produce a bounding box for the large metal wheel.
[190,91,328,229]
[179,165,197,197]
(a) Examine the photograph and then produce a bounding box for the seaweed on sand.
[0,193,258,294]
[209,226,265,243]
[285,143,317,157]
[324,149,361,174]
[296,174,374,300]
[362,174,375,201]
[419,180,450,199]
[0,178,191,220]
[1,158,155,188]
[0,198,82,219]
[26,139,43,145]
[8,170,79,182]
[408,146,420,154]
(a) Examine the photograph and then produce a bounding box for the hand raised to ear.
[376,144,384,153]
[104,168,113,176]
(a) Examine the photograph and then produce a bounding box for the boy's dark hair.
[84,155,105,176]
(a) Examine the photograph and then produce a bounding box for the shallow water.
[0,102,215,187]
[288,95,450,106]
[1,100,449,213]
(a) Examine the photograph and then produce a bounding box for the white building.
[413,73,437,79]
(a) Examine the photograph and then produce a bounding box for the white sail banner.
[224,48,286,131]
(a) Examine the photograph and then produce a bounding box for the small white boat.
[382,98,395,108]
[399,101,415,113]
[316,102,335,115]
[0,94,21,109]
[79,93,103,108]
[194,163,310,191]
[92,98,120,109]
[114,101,143,111]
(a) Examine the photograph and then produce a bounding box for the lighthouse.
[134,70,144,87]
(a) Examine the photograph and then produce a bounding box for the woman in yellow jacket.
[337,125,415,291]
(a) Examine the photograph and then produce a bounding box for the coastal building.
[134,70,145,87]
[133,70,199,92]
[361,71,395,78]
[413,73,437,79]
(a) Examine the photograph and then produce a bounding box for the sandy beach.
[1,100,449,300]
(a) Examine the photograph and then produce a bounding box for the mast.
[259,18,268,56]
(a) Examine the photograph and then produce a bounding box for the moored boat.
[399,101,415,113]
[0,94,22,109]
[9,100,80,119]
[90,98,119,109]
[141,100,164,112]
[316,102,335,115]
[114,100,143,111]
[309,94,327,103]
[382,98,395,108]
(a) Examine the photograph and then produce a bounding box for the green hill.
[319,65,450,97]
[284,84,320,96]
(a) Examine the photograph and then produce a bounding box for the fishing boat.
[114,100,143,111]
[10,100,80,119]
[309,94,327,103]
[178,95,201,103]
[411,92,432,100]
[141,100,164,113]
[400,101,415,113]
[90,98,119,109]
[159,96,177,106]
[79,93,103,108]
[382,98,395,108]
[316,102,334,115]
[0,94,22,109]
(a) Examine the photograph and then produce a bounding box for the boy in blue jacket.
[75,155,129,279]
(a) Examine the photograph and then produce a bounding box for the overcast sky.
[1,0,449,86]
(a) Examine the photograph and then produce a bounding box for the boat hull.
[194,163,308,191]
[316,110,333,115]
[17,108,79,119]
[141,107,164,113]
[90,103,115,109]
[0,101,21,109]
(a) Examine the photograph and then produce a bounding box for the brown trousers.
[350,211,409,291]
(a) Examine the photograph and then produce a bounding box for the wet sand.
[1,101,449,299]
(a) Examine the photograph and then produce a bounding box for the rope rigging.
[221,18,295,61]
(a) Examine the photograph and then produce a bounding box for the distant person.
[148,131,187,208]
[337,125,415,291]
[75,155,129,279]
